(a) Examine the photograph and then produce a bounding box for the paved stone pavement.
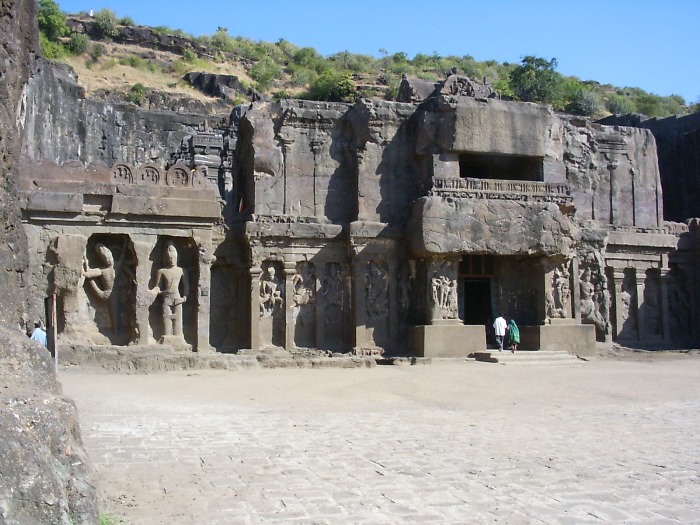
[60,355,700,524]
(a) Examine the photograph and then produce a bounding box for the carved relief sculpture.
[430,261,458,320]
[260,265,283,318]
[150,241,189,340]
[547,266,570,319]
[292,262,315,326]
[365,261,389,319]
[82,238,133,335]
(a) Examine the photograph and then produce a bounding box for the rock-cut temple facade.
[17,73,700,358]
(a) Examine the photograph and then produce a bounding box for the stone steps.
[473,349,585,366]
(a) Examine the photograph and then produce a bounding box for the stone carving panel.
[365,260,389,320]
[82,235,136,345]
[579,265,611,340]
[259,261,284,348]
[293,261,316,347]
[668,267,691,339]
[149,241,190,344]
[430,260,458,320]
[546,264,571,319]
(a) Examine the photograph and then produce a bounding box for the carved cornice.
[429,177,573,204]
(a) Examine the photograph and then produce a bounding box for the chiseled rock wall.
[0,1,99,523]
[21,59,222,166]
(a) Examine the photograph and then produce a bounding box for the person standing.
[30,320,47,347]
[508,318,520,352]
[493,314,507,351]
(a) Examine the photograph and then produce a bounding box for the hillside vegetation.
[41,0,698,118]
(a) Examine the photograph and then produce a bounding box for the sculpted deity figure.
[150,241,189,338]
[365,261,388,319]
[83,238,132,333]
[260,266,283,317]
[547,266,570,319]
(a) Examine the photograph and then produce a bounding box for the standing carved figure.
[83,238,132,334]
[150,241,189,338]
[366,261,389,319]
[260,265,283,317]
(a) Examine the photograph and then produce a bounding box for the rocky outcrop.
[599,112,700,223]
[184,72,259,101]
[0,1,99,523]
[21,59,227,166]
[0,326,98,524]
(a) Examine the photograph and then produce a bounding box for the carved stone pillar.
[194,239,215,353]
[611,269,626,340]
[249,266,262,351]
[570,257,581,321]
[284,261,296,351]
[352,258,366,349]
[635,269,646,341]
[660,269,671,342]
[132,237,156,345]
[315,261,325,350]
[388,257,399,344]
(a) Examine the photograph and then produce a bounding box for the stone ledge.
[58,344,378,373]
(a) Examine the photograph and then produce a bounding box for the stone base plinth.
[159,335,192,351]
[520,324,596,357]
[408,324,486,358]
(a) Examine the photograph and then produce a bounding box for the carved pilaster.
[284,262,296,351]
[315,261,325,350]
[660,271,671,342]
[612,269,626,340]
[249,266,262,351]
[635,269,646,341]
[195,239,215,353]
[570,257,581,321]
[132,237,156,345]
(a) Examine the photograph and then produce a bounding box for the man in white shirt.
[30,321,47,347]
[493,314,507,351]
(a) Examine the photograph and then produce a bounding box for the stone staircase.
[472,349,585,366]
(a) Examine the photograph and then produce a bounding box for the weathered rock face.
[0,2,99,523]
[600,112,700,223]
[0,326,98,525]
[21,59,228,166]
[410,197,578,257]
[0,0,35,324]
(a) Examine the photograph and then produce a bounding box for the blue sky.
[56,0,699,103]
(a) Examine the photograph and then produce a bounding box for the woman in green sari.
[508,318,520,352]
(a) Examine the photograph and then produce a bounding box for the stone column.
[388,257,399,344]
[635,269,646,341]
[611,269,626,340]
[249,266,262,351]
[352,257,366,350]
[132,237,157,345]
[660,270,671,342]
[284,261,296,350]
[194,239,215,353]
[570,258,581,321]
[315,261,325,350]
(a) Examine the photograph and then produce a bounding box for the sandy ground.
[60,352,700,524]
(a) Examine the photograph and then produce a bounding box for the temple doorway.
[459,255,495,325]
[462,279,492,325]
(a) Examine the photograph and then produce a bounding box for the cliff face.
[0,0,35,323]
[0,1,99,523]
[21,59,222,166]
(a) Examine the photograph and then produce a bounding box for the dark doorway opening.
[462,278,492,325]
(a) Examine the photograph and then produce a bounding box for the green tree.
[566,87,601,116]
[605,93,635,115]
[67,32,90,55]
[304,70,357,102]
[94,8,119,40]
[509,56,563,105]
[249,56,282,91]
[38,0,68,41]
